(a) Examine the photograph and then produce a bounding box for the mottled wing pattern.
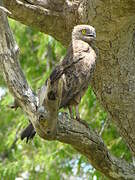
[50,43,73,84]
[50,42,86,84]
[50,40,96,108]
[61,46,96,107]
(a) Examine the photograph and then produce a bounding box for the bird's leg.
[68,105,74,119]
[75,105,90,129]
[69,105,89,130]
[75,105,80,120]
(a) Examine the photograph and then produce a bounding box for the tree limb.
[0,1,60,137]
[45,113,135,180]
[3,0,80,45]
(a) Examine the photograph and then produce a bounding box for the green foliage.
[0,19,131,179]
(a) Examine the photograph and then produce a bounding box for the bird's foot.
[75,117,89,129]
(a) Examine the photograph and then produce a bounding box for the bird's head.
[72,25,96,43]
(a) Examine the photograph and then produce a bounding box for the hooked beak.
[87,32,96,39]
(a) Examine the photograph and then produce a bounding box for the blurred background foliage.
[0,19,132,180]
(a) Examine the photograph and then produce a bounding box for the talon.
[75,118,90,129]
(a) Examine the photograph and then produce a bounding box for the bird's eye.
[81,29,86,35]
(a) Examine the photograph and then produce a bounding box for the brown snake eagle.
[21,25,97,142]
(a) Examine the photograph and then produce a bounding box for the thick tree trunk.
[1,0,135,179]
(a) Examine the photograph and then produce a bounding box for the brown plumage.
[21,25,97,142]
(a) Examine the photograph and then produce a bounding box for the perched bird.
[21,25,97,142]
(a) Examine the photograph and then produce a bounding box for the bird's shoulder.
[61,40,90,66]
[49,40,95,84]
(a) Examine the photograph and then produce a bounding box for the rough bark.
[0,0,135,179]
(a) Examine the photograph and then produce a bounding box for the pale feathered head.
[72,25,96,43]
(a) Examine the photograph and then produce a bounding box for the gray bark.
[0,0,135,179]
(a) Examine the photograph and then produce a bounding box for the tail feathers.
[21,123,36,143]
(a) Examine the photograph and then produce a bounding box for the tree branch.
[24,0,65,11]
[0,9,37,116]
[45,113,135,179]
[0,1,61,137]
[3,0,80,45]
